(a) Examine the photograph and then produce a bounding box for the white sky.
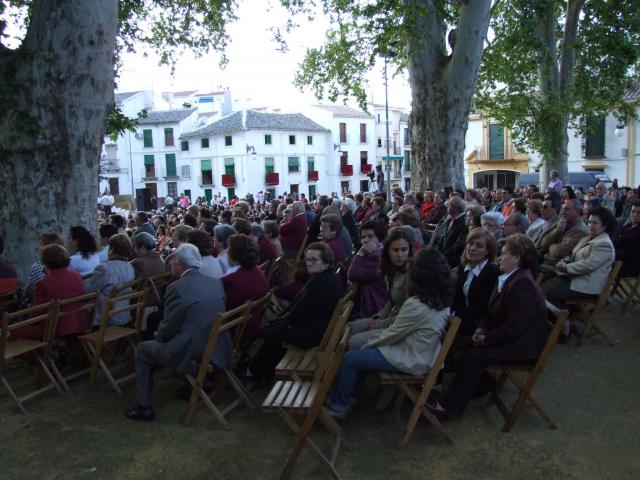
[115,0,412,111]
[1,0,411,111]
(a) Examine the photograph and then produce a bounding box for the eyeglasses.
[304,256,322,264]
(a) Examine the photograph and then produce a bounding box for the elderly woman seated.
[11,244,89,340]
[320,213,347,264]
[131,232,165,280]
[262,220,282,258]
[213,224,236,275]
[250,242,344,382]
[223,234,269,344]
[88,234,136,327]
[430,234,548,418]
[480,211,505,241]
[541,206,616,340]
[325,248,453,419]
[187,229,223,279]
[250,223,277,264]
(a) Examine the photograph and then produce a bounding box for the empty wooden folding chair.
[184,302,254,429]
[263,326,351,480]
[611,271,640,314]
[276,288,356,379]
[379,316,461,447]
[567,260,622,347]
[78,287,147,394]
[276,300,353,381]
[48,292,98,391]
[0,301,63,413]
[486,302,568,432]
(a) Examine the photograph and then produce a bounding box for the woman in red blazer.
[222,234,269,345]
[12,244,89,340]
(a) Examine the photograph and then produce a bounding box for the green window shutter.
[144,155,154,166]
[201,159,212,171]
[224,158,235,175]
[265,134,272,145]
[143,129,153,148]
[307,156,314,172]
[265,157,275,174]
[585,116,605,157]
[489,124,504,160]
[404,151,411,171]
[307,135,313,145]
[288,157,300,172]
[165,154,176,176]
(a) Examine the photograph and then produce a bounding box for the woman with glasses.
[249,242,344,382]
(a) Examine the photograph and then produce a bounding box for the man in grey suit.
[125,243,229,421]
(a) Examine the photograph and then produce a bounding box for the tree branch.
[559,0,585,94]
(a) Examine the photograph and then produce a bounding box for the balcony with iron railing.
[265,172,279,186]
[140,167,159,180]
[221,173,235,187]
[308,170,319,181]
[340,164,353,176]
[360,163,372,174]
[198,173,214,186]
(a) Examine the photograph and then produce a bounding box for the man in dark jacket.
[125,244,228,421]
[435,196,468,268]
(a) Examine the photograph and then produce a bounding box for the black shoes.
[125,405,155,421]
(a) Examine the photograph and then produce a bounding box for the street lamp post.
[384,54,392,200]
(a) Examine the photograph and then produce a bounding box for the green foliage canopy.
[475,0,640,161]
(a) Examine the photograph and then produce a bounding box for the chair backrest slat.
[97,288,148,335]
[317,297,347,351]
[419,316,461,395]
[1,301,56,369]
[594,260,623,312]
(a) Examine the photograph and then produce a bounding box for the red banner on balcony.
[221,174,235,187]
[360,163,372,173]
[266,172,279,185]
[308,170,319,181]
[340,164,353,176]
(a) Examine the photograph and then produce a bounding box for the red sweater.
[279,214,308,252]
[222,267,269,344]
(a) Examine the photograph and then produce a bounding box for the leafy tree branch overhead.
[475,0,640,183]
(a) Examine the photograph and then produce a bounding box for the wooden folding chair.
[0,301,63,413]
[259,259,271,277]
[0,288,19,314]
[78,287,147,394]
[143,271,171,301]
[263,326,351,480]
[276,286,358,378]
[48,292,98,391]
[184,302,254,429]
[486,302,568,432]
[611,271,640,314]
[567,260,622,347]
[379,316,461,447]
[276,300,353,381]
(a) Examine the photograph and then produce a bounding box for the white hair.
[481,211,505,226]
[175,243,202,269]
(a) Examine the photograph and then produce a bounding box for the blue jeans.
[328,348,401,413]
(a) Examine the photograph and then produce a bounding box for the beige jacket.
[364,296,449,376]
[540,220,588,273]
[561,233,615,295]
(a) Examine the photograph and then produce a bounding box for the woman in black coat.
[452,228,501,338]
[250,242,344,382]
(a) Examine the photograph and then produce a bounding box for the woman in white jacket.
[541,206,616,337]
[325,248,453,419]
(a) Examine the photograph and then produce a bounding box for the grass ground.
[1,304,639,480]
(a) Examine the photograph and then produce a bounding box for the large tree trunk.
[0,0,117,281]
[408,0,491,192]
[537,0,584,188]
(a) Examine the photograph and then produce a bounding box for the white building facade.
[179,110,334,202]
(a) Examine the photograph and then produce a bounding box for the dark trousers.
[541,275,598,309]
[250,330,287,381]
[441,347,534,415]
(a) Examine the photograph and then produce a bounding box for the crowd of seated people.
[1,177,638,425]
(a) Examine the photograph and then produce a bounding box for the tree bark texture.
[407,0,491,192]
[537,0,584,187]
[0,0,117,281]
